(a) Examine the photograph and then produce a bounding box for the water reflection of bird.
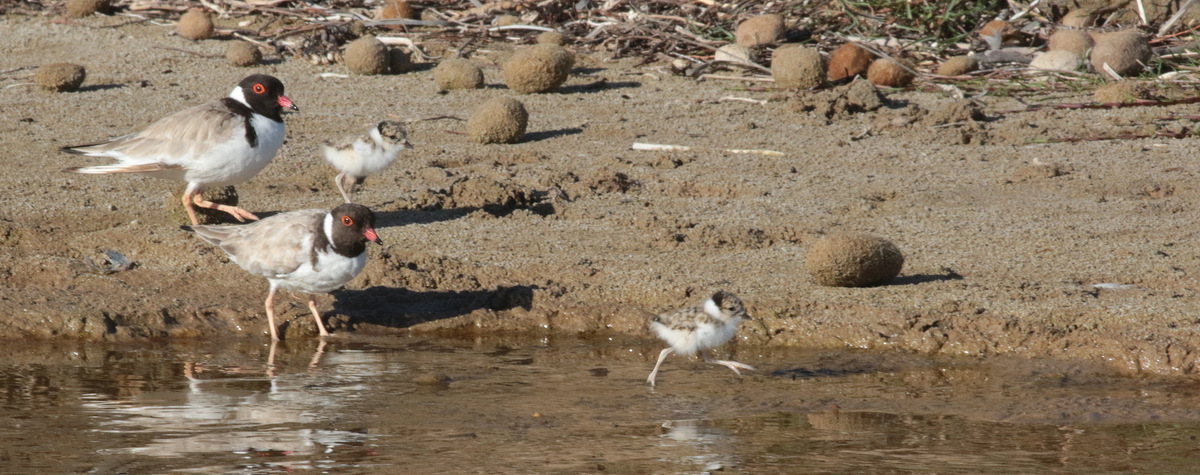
[647,290,755,387]
[84,340,380,462]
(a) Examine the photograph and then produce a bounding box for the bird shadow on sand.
[374,207,476,228]
[329,284,536,329]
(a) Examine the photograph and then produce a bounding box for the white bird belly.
[182,115,285,187]
[324,140,397,177]
[652,320,738,355]
[271,251,367,294]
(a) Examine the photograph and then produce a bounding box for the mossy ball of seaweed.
[168,186,238,225]
[1047,29,1094,58]
[806,232,904,287]
[771,44,824,89]
[225,41,262,67]
[66,0,110,18]
[433,58,484,90]
[1090,29,1151,79]
[467,97,528,144]
[35,63,86,92]
[177,9,214,41]
[1093,80,1152,103]
[389,47,413,74]
[867,58,915,87]
[503,44,573,94]
[494,14,520,26]
[1029,50,1080,72]
[936,55,977,76]
[344,36,389,75]
[827,42,873,82]
[537,30,568,45]
[735,14,785,47]
[376,0,414,20]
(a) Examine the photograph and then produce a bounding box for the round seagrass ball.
[1029,50,1080,72]
[376,0,414,20]
[735,14,785,47]
[1047,29,1094,58]
[468,97,528,144]
[771,44,824,89]
[66,0,110,18]
[936,55,977,76]
[344,36,389,75]
[537,30,567,45]
[867,58,915,87]
[226,41,262,67]
[1090,29,1151,78]
[503,44,573,94]
[494,14,520,26]
[806,232,904,287]
[35,63,86,92]
[827,42,873,82]
[177,9,214,41]
[433,58,484,90]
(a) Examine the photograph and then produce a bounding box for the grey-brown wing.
[653,306,703,332]
[208,209,325,278]
[71,101,244,164]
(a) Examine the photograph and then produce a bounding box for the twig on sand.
[395,114,465,122]
[376,36,439,60]
[997,96,1200,113]
[631,142,784,156]
[488,24,554,32]
[153,46,222,58]
[699,74,774,82]
[717,96,767,105]
[1032,131,1195,143]
[231,32,273,49]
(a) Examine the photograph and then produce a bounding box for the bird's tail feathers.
[184,224,235,247]
[65,162,181,175]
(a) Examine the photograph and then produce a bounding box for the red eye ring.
[253,83,265,94]
[341,216,353,226]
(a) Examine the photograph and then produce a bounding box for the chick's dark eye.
[341,216,353,226]
[253,83,265,94]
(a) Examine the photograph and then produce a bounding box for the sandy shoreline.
[4,13,1200,377]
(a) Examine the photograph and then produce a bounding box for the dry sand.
[4,14,1200,377]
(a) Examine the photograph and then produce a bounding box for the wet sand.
[2,337,1200,472]
[4,13,1200,378]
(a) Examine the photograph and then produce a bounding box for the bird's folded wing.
[218,209,325,277]
[70,102,244,164]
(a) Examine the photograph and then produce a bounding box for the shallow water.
[1,336,1199,473]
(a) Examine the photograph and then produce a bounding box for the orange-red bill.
[364,228,381,244]
[278,95,298,111]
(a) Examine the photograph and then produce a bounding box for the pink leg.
[265,288,280,341]
[181,187,200,226]
[307,297,330,337]
[185,187,259,223]
[335,172,358,203]
[702,353,756,375]
[647,347,674,387]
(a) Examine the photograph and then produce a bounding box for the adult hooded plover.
[64,74,298,225]
[185,203,382,340]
